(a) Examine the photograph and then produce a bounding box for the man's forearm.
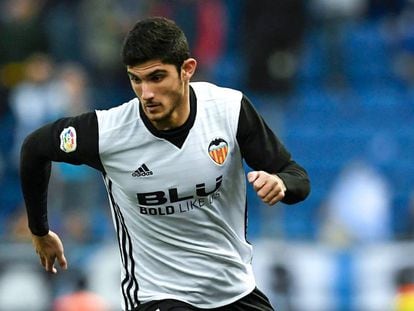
[20,132,51,236]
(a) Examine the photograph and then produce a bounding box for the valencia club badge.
[208,138,228,165]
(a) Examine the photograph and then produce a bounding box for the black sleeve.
[236,95,310,204]
[20,112,104,236]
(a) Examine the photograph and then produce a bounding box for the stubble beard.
[146,95,183,130]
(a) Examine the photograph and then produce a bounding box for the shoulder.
[95,98,140,133]
[190,82,243,103]
[191,82,243,134]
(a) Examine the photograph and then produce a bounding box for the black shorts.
[134,287,275,311]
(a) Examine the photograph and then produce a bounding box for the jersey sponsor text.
[137,175,222,216]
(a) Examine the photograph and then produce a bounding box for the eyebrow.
[127,69,167,80]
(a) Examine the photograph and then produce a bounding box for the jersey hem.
[137,283,256,309]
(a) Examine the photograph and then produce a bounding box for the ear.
[181,58,197,81]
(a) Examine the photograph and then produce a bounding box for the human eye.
[150,74,164,82]
[128,73,141,84]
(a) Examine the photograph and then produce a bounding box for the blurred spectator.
[395,286,414,311]
[9,53,65,168]
[77,0,152,89]
[319,159,392,246]
[56,63,91,115]
[53,273,110,311]
[150,0,228,81]
[394,266,414,311]
[0,0,50,193]
[0,0,49,90]
[242,0,306,94]
[192,0,228,80]
[10,59,90,158]
[78,0,124,77]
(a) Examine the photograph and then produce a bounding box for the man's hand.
[247,171,287,206]
[31,230,68,274]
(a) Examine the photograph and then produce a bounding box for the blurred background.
[0,0,414,310]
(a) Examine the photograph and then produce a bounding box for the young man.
[20,17,310,311]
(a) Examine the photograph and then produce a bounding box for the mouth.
[144,102,161,113]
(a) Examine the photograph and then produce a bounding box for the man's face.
[127,60,189,130]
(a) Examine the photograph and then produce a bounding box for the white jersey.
[21,80,309,311]
[96,82,255,309]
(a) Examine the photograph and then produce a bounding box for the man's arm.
[20,112,103,272]
[236,96,310,205]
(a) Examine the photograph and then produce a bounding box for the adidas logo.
[132,163,153,177]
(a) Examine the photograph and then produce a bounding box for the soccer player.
[20,17,310,311]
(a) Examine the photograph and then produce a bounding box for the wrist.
[273,174,287,191]
[30,229,49,237]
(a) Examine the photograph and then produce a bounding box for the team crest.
[60,126,77,153]
[208,138,229,165]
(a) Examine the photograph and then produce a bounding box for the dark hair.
[121,17,190,72]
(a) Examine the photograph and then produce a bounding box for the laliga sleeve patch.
[60,126,77,153]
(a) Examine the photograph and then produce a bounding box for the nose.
[141,82,154,101]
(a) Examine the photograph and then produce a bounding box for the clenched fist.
[247,171,286,206]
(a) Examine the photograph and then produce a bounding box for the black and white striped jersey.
[20,82,310,310]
